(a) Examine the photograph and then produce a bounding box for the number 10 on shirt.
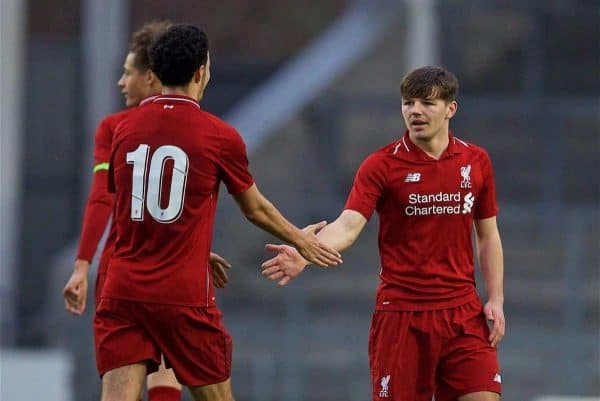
[126,144,189,223]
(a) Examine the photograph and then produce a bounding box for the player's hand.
[262,244,309,286]
[484,298,505,347]
[297,237,342,267]
[209,252,232,288]
[302,220,327,235]
[63,259,90,316]
[296,222,342,267]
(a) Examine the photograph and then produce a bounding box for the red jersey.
[345,131,498,311]
[76,97,156,275]
[103,95,254,306]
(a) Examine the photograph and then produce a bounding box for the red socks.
[148,386,181,401]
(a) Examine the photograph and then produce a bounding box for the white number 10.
[126,144,189,223]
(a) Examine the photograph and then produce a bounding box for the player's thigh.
[369,310,439,401]
[458,391,500,401]
[435,304,501,401]
[94,299,161,376]
[143,304,232,387]
[101,362,146,401]
[188,378,234,401]
[147,354,182,390]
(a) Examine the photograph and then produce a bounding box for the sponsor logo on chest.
[403,165,475,216]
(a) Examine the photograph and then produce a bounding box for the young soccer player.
[94,24,341,401]
[62,21,231,401]
[262,66,505,401]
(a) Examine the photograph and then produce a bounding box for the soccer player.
[94,24,342,401]
[261,66,505,401]
[62,21,231,401]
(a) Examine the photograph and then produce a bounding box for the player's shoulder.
[372,139,410,160]
[452,135,492,161]
[197,109,240,137]
[100,108,136,129]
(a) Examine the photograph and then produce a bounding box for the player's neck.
[410,129,449,160]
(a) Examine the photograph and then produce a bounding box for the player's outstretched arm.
[209,251,232,288]
[233,184,342,267]
[261,210,367,286]
[475,216,505,347]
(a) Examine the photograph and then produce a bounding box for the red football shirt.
[345,131,498,311]
[76,97,157,275]
[103,95,254,306]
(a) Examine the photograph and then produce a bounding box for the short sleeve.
[218,126,254,194]
[474,150,498,219]
[344,153,389,220]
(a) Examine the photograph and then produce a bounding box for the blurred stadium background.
[1,0,598,400]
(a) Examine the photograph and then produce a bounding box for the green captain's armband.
[93,162,110,173]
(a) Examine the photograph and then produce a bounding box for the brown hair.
[400,66,459,103]
[129,21,173,71]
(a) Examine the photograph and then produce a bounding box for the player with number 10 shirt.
[95,24,341,399]
[105,95,250,306]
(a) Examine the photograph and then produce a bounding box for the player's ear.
[147,69,159,85]
[446,100,457,119]
[194,66,205,83]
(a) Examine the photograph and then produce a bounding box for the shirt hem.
[375,291,479,311]
[101,294,215,308]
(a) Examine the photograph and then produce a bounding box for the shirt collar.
[393,130,466,161]
[152,94,202,110]
[139,95,160,106]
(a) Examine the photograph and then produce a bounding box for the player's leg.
[147,354,183,401]
[368,310,439,401]
[458,391,500,401]
[94,299,162,401]
[435,300,502,401]
[101,363,146,401]
[142,304,233,401]
[188,378,234,401]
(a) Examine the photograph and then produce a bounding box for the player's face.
[401,95,457,141]
[117,52,152,107]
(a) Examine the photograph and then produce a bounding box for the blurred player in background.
[95,24,341,401]
[262,66,505,401]
[62,21,232,401]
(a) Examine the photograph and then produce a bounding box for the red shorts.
[94,272,106,309]
[368,299,501,401]
[94,298,232,386]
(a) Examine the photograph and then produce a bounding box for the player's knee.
[189,379,234,401]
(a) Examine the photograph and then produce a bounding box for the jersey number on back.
[126,144,189,223]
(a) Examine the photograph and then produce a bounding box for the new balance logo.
[405,173,421,182]
[379,375,391,398]
[462,192,475,214]
[163,104,174,109]
[493,373,502,383]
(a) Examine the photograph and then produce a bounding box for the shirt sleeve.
[344,153,388,220]
[218,126,254,195]
[474,150,499,219]
[76,119,115,261]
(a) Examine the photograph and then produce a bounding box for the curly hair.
[400,66,459,103]
[149,24,209,87]
[129,21,173,71]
